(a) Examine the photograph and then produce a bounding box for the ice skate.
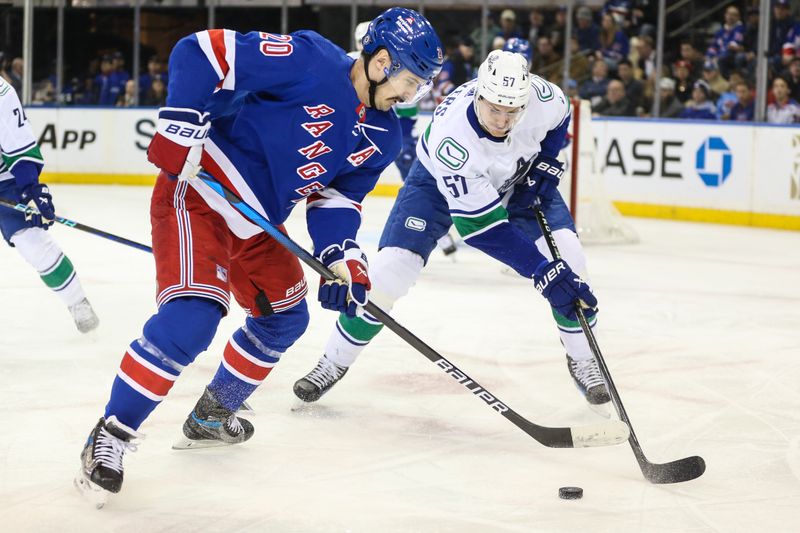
[74,416,140,508]
[293,354,349,403]
[69,297,99,333]
[567,354,612,417]
[173,387,254,450]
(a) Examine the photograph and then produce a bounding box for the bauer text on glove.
[533,259,597,320]
[147,107,210,180]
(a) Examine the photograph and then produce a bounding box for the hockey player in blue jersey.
[75,8,443,506]
[503,37,532,67]
[293,50,609,413]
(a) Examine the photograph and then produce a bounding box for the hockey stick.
[0,197,153,253]
[532,200,706,482]
[195,170,629,449]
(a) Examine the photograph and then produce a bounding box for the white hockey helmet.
[476,49,531,108]
[474,50,531,135]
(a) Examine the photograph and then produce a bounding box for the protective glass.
[384,67,434,105]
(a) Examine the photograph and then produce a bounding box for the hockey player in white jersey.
[0,79,98,333]
[294,50,610,410]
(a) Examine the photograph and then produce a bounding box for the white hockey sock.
[10,227,87,307]
[325,247,424,368]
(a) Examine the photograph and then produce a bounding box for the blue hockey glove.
[533,259,597,321]
[19,183,55,229]
[318,239,371,318]
[515,155,564,206]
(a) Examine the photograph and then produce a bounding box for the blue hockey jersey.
[164,29,401,252]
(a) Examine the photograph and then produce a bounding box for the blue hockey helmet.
[362,7,443,104]
[503,38,532,64]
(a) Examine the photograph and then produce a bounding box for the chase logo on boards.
[695,137,732,187]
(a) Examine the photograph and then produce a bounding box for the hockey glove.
[19,183,55,229]
[533,259,597,321]
[318,240,371,318]
[516,155,564,206]
[147,107,210,180]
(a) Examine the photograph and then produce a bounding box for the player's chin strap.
[363,52,389,108]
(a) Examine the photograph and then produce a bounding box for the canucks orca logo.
[498,157,534,193]
[696,136,732,187]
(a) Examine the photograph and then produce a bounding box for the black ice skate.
[293,354,349,402]
[69,297,99,333]
[567,355,611,415]
[173,387,254,450]
[74,416,140,508]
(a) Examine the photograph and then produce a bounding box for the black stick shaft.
[0,198,153,253]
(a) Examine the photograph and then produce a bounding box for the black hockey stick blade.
[532,200,705,482]
[640,455,706,484]
[197,172,630,449]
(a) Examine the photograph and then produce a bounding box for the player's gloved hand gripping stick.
[194,169,631,450]
[531,198,706,483]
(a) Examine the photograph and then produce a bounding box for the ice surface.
[1,184,798,532]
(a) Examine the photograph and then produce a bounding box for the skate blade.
[588,401,612,419]
[172,436,237,450]
[73,468,109,509]
[237,400,255,415]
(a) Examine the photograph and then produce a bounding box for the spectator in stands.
[706,5,746,77]
[767,76,800,123]
[680,40,704,74]
[142,78,167,107]
[5,57,23,94]
[597,12,629,71]
[781,56,800,101]
[435,35,475,99]
[531,36,562,80]
[470,12,501,56]
[617,59,643,111]
[604,0,631,29]
[528,9,546,44]
[728,81,755,121]
[94,53,129,106]
[547,7,568,51]
[680,79,717,120]
[491,36,506,52]
[139,55,168,102]
[576,7,600,53]
[117,79,137,107]
[715,70,744,120]
[636,35,656,81]
[497,10,522,41]
[672,60,694,103]
[565,78,579,100]
[563,36,591,84]
[776,0,800,69]
[702,60,730,98]
[658,77,684,118]
[593,79,635,116]
[580,59,611,108]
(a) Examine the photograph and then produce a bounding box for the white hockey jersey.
[0,78,43,184]
[417,76,569,239]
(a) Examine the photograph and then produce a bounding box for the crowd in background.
[0,50,168,108]
[2,0,800,124]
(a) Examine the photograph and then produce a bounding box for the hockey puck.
[558,487,583,500]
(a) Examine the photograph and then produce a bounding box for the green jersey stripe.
[2,145,44,169]
[452,204,508,239]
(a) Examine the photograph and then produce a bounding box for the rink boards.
[25,106,800,230]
